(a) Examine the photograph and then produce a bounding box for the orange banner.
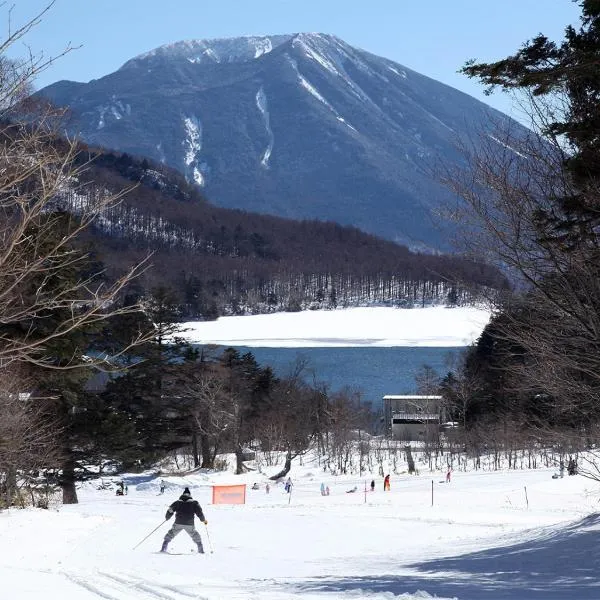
[212,484,246,505]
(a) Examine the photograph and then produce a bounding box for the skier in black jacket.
[160,487,207,553]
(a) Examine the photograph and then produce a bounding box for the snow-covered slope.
[1,451,599,599]
[37,33,528,251]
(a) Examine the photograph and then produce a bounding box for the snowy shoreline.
[180,306,492,348]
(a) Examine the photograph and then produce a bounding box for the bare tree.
[0,4,153,507]
[442,116,600,416]
[0,3,149,373]
[0,368,63,507]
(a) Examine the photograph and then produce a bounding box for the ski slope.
[2,456,600,599]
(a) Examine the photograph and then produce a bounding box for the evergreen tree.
[462,0,600,239]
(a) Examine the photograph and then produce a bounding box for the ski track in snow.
[64,570,208,600]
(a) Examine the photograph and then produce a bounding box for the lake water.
[207,346,465,410]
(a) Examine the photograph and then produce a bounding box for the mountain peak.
[121,33,349,69]
[122,34,293,68]
[39,33,525,251]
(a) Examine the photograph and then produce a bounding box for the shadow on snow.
[291,513,600,599]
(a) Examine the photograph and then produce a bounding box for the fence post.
[431,479,434,507]
[524,486,529,509]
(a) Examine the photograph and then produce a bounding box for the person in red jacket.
[160,487,207,553]
[384,474,391,491]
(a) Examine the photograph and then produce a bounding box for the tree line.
[436,0,600,481]
[62,144,506,318]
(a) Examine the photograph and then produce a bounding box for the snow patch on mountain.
[254,38,273,58]
[488,134,528,158]
[287,55,358,133]
[182,115,204,185]
[255,87,274,168]
[387,65,407,79]
[292,33,372,105]
[128,35,292,67]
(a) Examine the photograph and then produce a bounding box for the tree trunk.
[270,450,292,480]
[235,444,245,475]
[200,434,212,469]
[191,430,200,468]
[4,464,16,507]
[60,456,78,504]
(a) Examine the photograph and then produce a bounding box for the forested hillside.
[69,146,505,319]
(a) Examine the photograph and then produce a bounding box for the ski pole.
[133,519,167,550]
[204,522,214,554]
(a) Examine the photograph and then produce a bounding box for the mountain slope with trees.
[69,145,506,319]
[37,33,531,251]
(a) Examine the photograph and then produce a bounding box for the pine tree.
[462,0,600,239]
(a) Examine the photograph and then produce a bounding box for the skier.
[370,479,375,492]
[446,469,451,483]
[384,474,391,491]
[160,480,166,494]
[285,477,293,493]
[320,482,326,496]
[160,487,207,554]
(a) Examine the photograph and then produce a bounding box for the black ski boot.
[196,542,205,554]
[160,540,168,553]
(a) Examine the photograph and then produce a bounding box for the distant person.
[252,482,260,490]
[265,482,270,494]
[446,469,451,483]
[160,480,166,494]
[370,479,375,492]
[320,482,326,496]
[161,487,207,554]
[285,477,293,493]
[384,474,391,491]
[325,485,330,496]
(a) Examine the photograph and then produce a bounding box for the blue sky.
[9,1,581,119]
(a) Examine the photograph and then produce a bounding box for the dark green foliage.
[462,0,600,240]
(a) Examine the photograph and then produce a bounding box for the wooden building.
[383,395,443,441]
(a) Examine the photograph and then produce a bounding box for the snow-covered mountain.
[38,33,525,250]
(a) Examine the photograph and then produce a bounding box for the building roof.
[383,395,442,400]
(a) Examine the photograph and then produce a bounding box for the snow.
[287,54,357,131]
[2,454,600,599]
[179,306,492,348]
[488,134,528,159]
[292,34,371,105]
[387,65,407,79]
[253,38,273,58]
[3,305,600,599]
[297,71,332,108]
[182,116,204,185]
[255,87,274,168]
[183,116,202,166]
[130,36,292,67]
